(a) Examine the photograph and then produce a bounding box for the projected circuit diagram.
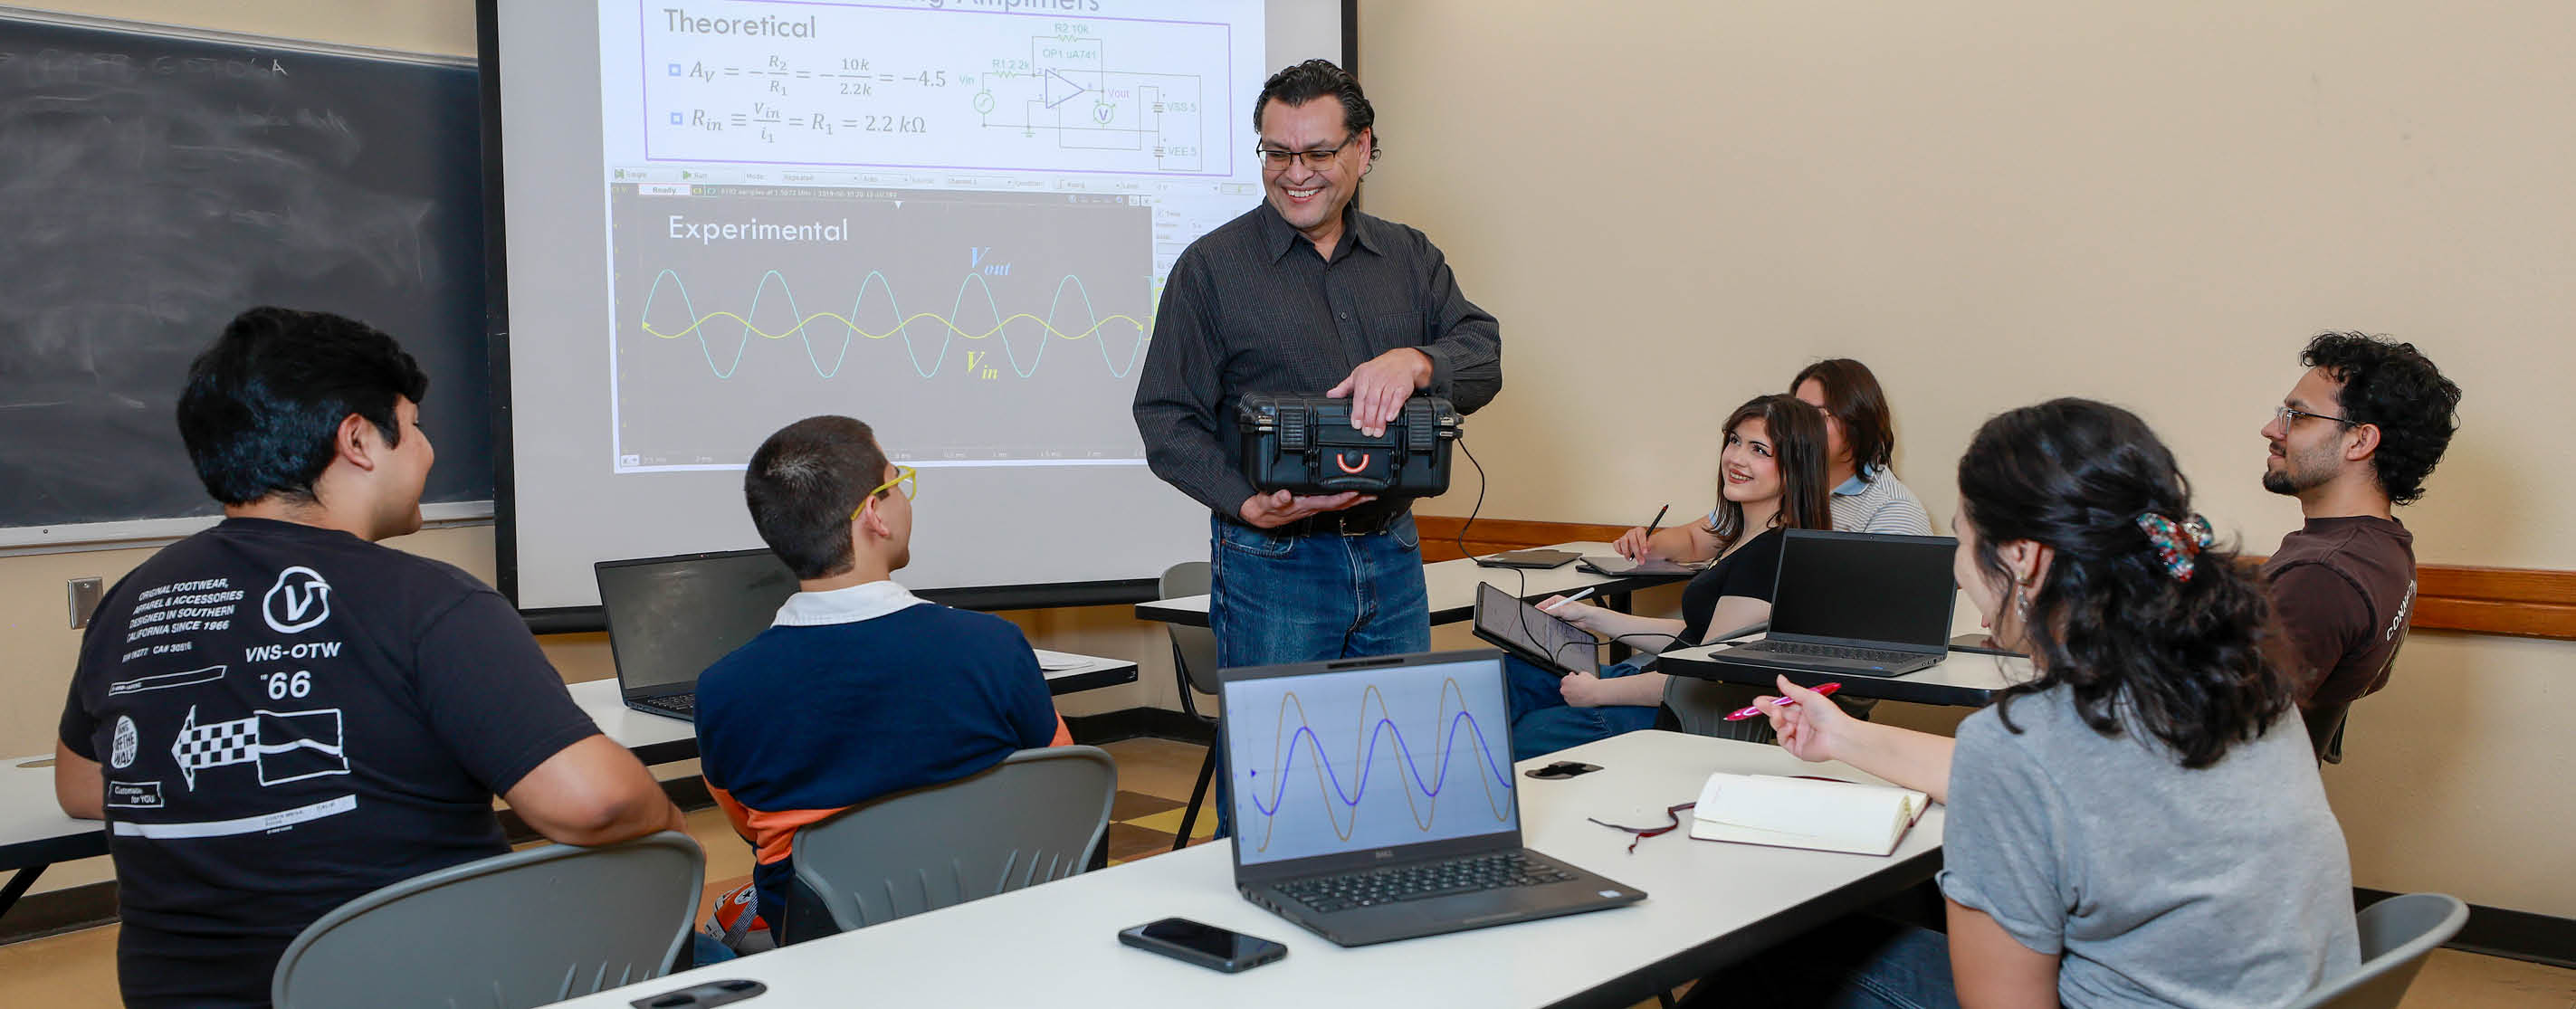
[633,0,1243,176]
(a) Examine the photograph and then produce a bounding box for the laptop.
[1473,548,1579,569]
[1221,650,1646,947]
[1470,583,1595,674]
[1701,529,1958,677]
[596,548,800,721]
[1575,555,1705,577]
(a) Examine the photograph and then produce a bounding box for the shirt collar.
[1257,199,1382,263]
[1832,465,1885,497]
[771,579,928,627]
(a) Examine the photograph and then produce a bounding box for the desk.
[1133,542,1690,628]
[1658,592,2033,708]
[0,651,1138,921]
[556,730,1945,1009]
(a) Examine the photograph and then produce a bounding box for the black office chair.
[1159,561,1222,851]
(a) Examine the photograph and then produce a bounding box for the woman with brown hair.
[1504,395,1832,759]
[1618,358,1932,561]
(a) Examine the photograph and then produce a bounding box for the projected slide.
[596,0,1262,472]
[637,1,1236,177]
[1227,659,1519,865]
[610,185,1150,468]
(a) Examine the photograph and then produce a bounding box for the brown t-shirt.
[2263,516,2418,706]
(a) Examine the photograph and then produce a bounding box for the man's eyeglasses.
[852,464,918,521]
[1255,134,1356,170]
[2275,405,2353,427]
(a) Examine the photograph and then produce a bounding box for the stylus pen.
[1723,681,1844,721]
[1642,504,1671,538]
[1540,588,1595,612]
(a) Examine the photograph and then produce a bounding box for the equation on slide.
[638,1,1236,176]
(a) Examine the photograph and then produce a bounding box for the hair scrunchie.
[2136,512,2216,582]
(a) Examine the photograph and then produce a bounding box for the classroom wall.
[1360,0,2576,917]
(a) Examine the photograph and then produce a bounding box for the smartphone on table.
[1118,918,1287,973]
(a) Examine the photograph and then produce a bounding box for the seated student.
[694,415,1071,948]
[1687,399,2357,1009]
[1503,395,1832,759]
[52,308,682,1008]
[1618,357,1932,560]
[2257,332,2459,757]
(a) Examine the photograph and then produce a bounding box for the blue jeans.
[1207,513,1432,836]
[1682,916,1962,1009]
[1504,654,1663,761]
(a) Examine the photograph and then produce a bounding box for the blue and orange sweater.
[695,584,1069,928]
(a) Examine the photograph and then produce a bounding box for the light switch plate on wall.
[69,576,102,629]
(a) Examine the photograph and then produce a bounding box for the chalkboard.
[0,11,492,537]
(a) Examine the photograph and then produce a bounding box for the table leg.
[0,864,46,921]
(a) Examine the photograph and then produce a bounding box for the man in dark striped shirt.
[1132,60,1501,829]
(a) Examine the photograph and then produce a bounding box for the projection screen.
[484,0,1351,615]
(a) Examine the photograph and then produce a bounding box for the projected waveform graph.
[637,268,1148,380]
[608,185,1151,470]
[1245,678,1516,854]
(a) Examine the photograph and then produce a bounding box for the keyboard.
[1276,852,1573,913]
[632,693,696,716]
[1745,641,1919,665]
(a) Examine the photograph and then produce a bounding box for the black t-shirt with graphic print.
[58,518,596,1008]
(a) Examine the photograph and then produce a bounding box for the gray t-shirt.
[1938,686,2360,1007]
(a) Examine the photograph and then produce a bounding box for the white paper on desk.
[1030,649,1094,671]
[1690,774,1927,856]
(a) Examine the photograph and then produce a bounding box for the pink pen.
[1723,681,1843,721]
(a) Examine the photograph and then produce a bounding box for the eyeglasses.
[852,465,917,521]
[1255,134,1356,170]
[2275,405,2353,427]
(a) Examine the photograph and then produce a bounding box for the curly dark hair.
[1253,59,1380,162]
[2302,332,2460,506]
[1961,398,2294,769]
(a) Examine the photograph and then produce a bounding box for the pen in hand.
[1723,681,1843,721]
[1623,504,1671,559]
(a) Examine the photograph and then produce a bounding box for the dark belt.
[1267,508,1407,538]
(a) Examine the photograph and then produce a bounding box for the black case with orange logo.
[1234,394,1460,497]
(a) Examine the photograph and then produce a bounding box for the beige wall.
[1362,1,2576,916]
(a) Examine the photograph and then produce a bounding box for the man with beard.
[2258,332,2460,759]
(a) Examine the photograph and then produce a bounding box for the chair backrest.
[786,746,1116,940]
[272,830,703,1009]
[1661,674,1778,743]
[2286,892,2468,1009]
[1160,562,1222,702]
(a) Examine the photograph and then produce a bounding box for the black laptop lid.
[1768,530,1959,652]
[1221,650,1521,882]
[596,548,799,700]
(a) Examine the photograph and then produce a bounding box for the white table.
[1659,592,2036,707]
[557,730,1946,1009]
[0,753,95,919]
[1134,542,1692,628]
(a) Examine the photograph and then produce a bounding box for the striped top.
[1709,465,1934,536]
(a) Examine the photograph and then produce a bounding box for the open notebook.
[1690,774,1930,856]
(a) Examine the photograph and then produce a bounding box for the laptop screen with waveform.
[1223,654,1520,867]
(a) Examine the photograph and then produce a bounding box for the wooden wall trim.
[1417,515,2576,642]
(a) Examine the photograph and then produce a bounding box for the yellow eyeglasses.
[852,464,918,521]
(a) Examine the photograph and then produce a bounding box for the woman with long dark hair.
[1688,399,2358,1007]
[1505,395,1832,759]
[1619,357,1933,561]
